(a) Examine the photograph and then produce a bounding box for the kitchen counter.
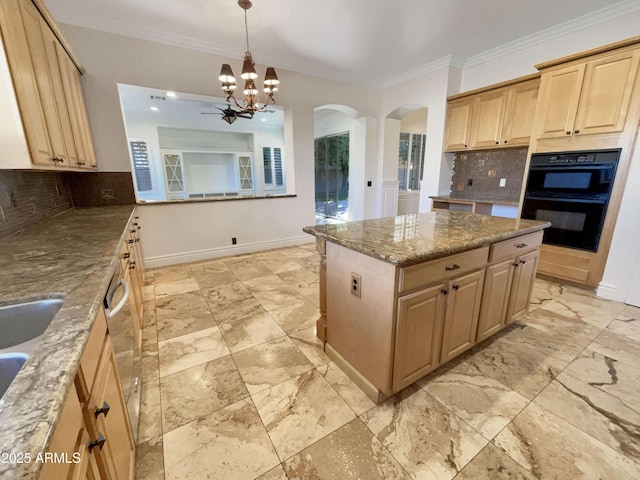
[0,206,135,480]
[303,210,548,267]
[429,195,519,206]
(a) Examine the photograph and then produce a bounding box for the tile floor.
[134,244,640,480]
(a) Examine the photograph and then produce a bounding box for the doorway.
[314,133,349,223]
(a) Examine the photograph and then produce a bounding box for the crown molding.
[380,55,465,89]
[463,0,640,68]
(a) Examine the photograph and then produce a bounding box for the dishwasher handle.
[106,279,130,319]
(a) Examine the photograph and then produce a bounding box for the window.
[129,140,154,192]
[263,147,284,188]
[398,132,426,191]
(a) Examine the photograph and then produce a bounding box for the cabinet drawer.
[399,246,489,294]
[76,308,108,402]
[489,231,543,263]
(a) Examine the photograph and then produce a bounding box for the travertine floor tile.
[277,268,320,298]
[202,281,254,311]
[455,443,538,480]
[160,355,248,433]
[283,418,410,479]
[155,291,215,341]
[158,326,230,377]
[256,464,288,479]
[494,402,640,479]
[243,275,309,311]
[135,435,164,480]
[289,325,331,367]
[361,387,488,480]
[219,310,286,353]
[232,336,313,394]
[269,299,319,334]
[152,264,193,285]
[155,278,200,298]
[317,362,376,416]
[191,260,240,289]
[138,374,163,443]
[224,257,274,280]
[252,368,356,461]
[163,399,280,480]
[420,360,529,440]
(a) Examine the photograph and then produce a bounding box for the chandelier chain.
[244,9,250,54]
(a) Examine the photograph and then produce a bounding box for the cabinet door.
[17,0,69,165]
[440,269,485,363]
[393,283,446,392]
[573,50,640,136]
[501,79,540,146]
[56,42,97,169]
[535,64,585,139]
[88,335,135,480]
[469,89,507,148]
[476,259,515,342]
[444,97,473,151]
[507,250,540,323]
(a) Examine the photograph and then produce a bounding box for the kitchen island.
[303,210,549,402]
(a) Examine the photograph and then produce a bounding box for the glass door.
[314,133,349,222]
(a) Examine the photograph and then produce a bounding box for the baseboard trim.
[144,235,314,268]
[596,281,621,301]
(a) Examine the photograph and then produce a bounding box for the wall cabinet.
[535,49,640,139]
[445,77,539,152]
[0,0,96,170]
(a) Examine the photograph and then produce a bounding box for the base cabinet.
[507,249,540,322]
[393,284,446,391]
[440,269,485,363]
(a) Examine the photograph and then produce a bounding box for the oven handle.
[106,279,130,319]
[523,195,606,204]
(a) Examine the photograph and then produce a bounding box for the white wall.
[61,24,382,266]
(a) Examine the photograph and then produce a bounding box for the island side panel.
[325,242,398,394]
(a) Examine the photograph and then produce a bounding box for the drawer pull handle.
[94,401,111,418]
[452,284,459,291]
[515,243,528,248]
[445,264,460,271]
[88,434,106,453]
[128,239,134,244]
[441,289,448,295]
[520,259,526,265]
[122,252,130,259]
[513,262,519,267]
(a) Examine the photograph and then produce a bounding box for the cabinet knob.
[441,288,448,295]
[128,239,134,244]
[512,262,519,267]
[574,130,580,134]
[94,401,111,418]
[78,161,85,166]
[122,252,130,259]
[130,261,136,270]
[88,434,106,453]
[520,259,526,265]
[515,243,528,249]
[464,144,468,148]
[452,284,459,291]
[504,140,508,144]
[566,131,571,135]
[495,141,499,145]
[445,264,460,271]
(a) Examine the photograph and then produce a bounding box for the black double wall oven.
[521,149,620,252]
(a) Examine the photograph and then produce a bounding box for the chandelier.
[218,0,279,124]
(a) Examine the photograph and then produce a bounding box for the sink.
[0,353,28,399]
[0,298,64,350]
[0,298,63,400]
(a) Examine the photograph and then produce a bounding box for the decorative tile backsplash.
[450,147,528,201]
[0,170,135,239]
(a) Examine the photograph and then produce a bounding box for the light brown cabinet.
[476,232,542,342]
[440,269,485,363]
[446,77,539,152]
[535,49,640,139]
[444,97,474,151]
[0,0,97,170]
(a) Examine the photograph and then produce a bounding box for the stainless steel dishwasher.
[104,262,141,443]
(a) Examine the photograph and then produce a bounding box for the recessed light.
[150,106,159,111]
[166,91,176,98]
[261,118,267,122]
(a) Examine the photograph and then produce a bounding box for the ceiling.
[44,0,636,88]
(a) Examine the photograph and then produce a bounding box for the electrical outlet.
[351,272,361,298]
[467,178,473,186]
[499,178,506,187]
[231,237,237,245]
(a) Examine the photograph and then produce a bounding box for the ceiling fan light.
[222,114,237,125]
[264,67,279,85]
[241,54,258,80]
[219,64,236,83]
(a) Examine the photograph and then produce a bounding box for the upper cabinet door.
[573,50,640,136]
[469,89,507,149]
[535,64,585,139]
[501,78,540,146]
[444,97,473,151]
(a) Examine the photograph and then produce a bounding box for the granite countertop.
[0,206,135,480]
[303,210,549,267]
[429,195,519,206]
